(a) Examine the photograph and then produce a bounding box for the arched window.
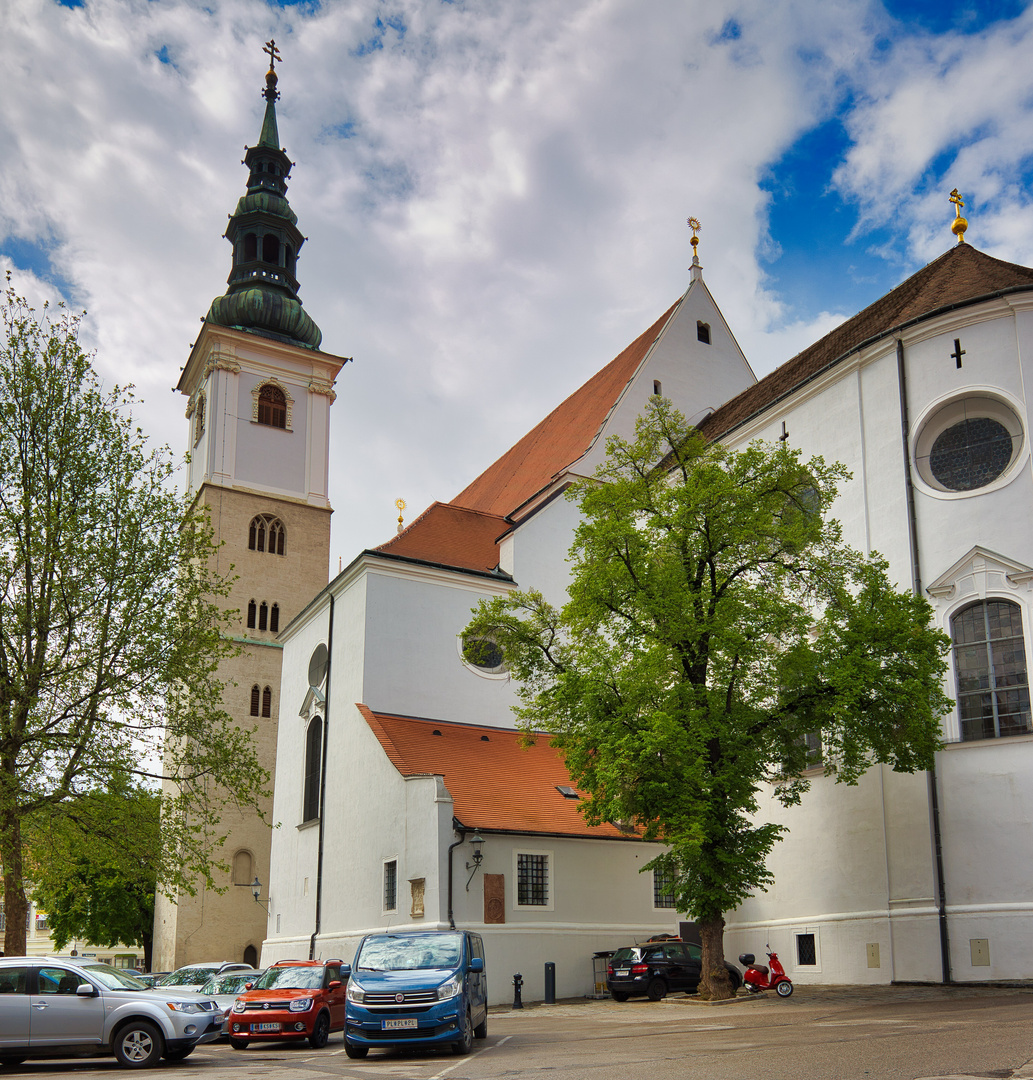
[249,516,286,555]
[697,321,711,344]
[247,600,257,629]
[262,234,280,264]
[258,385,287,429]
[270,603,280,634]
[258,601,268,631]
[262,686,272,718]
[244,233,257,261]
[250,684,260,716]
[243,944,258,967]
[952,599,1031,740]
[303,718,322,822]
[232,850,253,886]
[194,394,205,444]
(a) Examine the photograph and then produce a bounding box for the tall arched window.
[247,600,257,629]
[270,603,280,633]
[952,599,1031,740]
[262,686,272,718]
[303,718,322,822]
[250,684,260,716]
[259,601,268,631]
[232,849,253,886]
[258,385,287,429]
[268,518,285,556]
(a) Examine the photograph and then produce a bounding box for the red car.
[228,959,346,1049]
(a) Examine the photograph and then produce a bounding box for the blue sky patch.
[53,0,84,7]
[355,13,408,56]
[883,0,1028,35]
[1,237,75,299]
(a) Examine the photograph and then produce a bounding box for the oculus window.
[461,636,506,675]
[915,396,1023,493]
[951,599,1031,740]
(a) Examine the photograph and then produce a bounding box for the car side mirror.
[244,983,253,991]
[76,983,96,997]
[469,958,484,973]
[328,980,341,990]
[340,964,351,979]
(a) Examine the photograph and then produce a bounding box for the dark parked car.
[606,940,741,1000]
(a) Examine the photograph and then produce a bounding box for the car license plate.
[251,1022,281,1032]
[382,1018,418,1030]
[617,968,630,976]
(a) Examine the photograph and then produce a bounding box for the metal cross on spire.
[264,39,281,72]
[949,188,968,245]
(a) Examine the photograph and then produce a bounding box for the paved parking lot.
[7,984,1033,1080]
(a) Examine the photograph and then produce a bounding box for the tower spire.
[205,42,322,349]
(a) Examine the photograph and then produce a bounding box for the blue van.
[342,930,487,1058]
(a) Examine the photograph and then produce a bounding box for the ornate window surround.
[251,378,294,431]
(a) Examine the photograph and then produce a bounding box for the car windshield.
[79,964,149,990]
[611,948,644,964]
[161,966,220,986]
[356,934,463,971]
[253,966,324,991]
[201,973,257,995]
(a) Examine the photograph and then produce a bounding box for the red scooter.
[738,947,793,997]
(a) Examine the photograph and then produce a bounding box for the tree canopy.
[463,397,952,998]
[26,780,158,969]
[0,279,267,957]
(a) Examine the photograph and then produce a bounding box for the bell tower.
[152,43,349,971]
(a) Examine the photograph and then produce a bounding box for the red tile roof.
[452,302,680,517]
[357,706,642,840]
[699,243,1033,440]
[373,502,507,573]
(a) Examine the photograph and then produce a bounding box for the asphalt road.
[7,984,1033,1080]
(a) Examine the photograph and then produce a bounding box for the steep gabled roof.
[699,243,1033,440]
[373,502,508,573]
[452,302,679,517]
[357,706,641,840]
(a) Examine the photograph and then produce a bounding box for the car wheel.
[344,1039,369,1059]
[113,1020,164,1068]
[776,979,794,997]
[453,1008,474,1055]
[308,1011,331,1049]
[610,990,630,1002]
[646,977,667,1001]
[164,1046,194,1061]
[229,1038,250,1050]
[726,965,743,991]
[473,1012,488,1039]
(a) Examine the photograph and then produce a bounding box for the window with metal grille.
[796,932,816,965]
[952,599,1031,740]
[383,860,397,912]
[517,853,548,906]
[653,866,675,908]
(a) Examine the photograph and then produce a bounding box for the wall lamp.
[250,876,270,912]
[464,833,485,892]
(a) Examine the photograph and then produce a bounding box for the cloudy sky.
[3,0,1033,568]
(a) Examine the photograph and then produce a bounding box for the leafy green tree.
[26,781,159,969]
[0,278,267,957]
[464,397,952,999]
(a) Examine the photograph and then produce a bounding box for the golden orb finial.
[949,189,968,244]
[687,216,702,260]
[396,498,406,534]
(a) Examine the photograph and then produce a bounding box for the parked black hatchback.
[606,940,741,1000]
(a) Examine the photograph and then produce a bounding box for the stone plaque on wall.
[410,878,425,918]
[484,874,505,924]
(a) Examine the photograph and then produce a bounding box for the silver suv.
[0,956,222,1068]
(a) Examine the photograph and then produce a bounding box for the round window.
[915,396,1024,494]
[462,637,506,674]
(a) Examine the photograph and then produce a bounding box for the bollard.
[512,972,523,1009]
[544,961,556,1004]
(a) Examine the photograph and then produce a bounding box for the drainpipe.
[310,593,334,960]
[446,823,466,930]
[896,337,951,985]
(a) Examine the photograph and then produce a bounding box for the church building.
[161,51,1033,999]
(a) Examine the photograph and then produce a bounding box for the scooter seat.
[753,964,769,976]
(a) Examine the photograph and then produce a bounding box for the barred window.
[516,853,549,907]
[383,860,397,912]
[797,932,817,965]
[653,866,675,909]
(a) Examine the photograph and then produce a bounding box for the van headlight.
[346,982,364,1004]
[436,975,461,1001]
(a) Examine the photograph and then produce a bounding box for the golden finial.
[687,216,702,260]
[949,189,968,245]
[395,498,406,534]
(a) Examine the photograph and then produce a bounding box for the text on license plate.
[251,1023,281,1032]
[616,969,630,976]
[382,1018,418,1030]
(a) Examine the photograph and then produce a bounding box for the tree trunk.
[697,914,735,1000]
[2,815,28,957]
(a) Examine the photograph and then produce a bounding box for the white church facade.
[164,52,1033,1000]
